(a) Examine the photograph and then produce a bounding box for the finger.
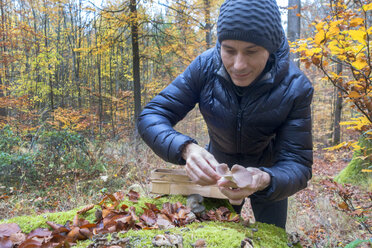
[203,153,220,172]
[219,187,246,200]
[186,160,216,185]
[192,156,220,181]
[250,174,260,190]
[186,164,203,184]
[219,187,255,200]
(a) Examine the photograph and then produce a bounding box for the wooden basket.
[150,168,227,199]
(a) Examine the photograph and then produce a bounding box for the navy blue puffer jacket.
[137,38,313,202]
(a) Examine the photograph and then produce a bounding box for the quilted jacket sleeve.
[256,66,314,202]
[137,56,205,165]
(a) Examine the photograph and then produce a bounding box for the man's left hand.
[217,165,271,203]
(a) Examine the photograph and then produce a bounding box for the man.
[137,0,313,229]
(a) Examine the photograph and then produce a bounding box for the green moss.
[1,195,299,248]
[74,221,295,248]
[119,194,187,215]
[335,135,372,189]
[0,195,185,234]
[0,206,97,233]
[203,197,235,212]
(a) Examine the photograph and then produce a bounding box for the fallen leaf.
[338,202,350,211]
[18,238,42,248]
[27,228,52,239]
[127,190,139,202]
[113,191,126,201]
[156,214,175,229]
[144,203,160,213]
[46,221,64,231]
[194,238,207,248]
[67,227,85,242]
[0,237,13,248]
[77,204,95,214]
[10,232,26,245]
[79,228,93,239]
[0,223,21,238]
[140,209,157,226]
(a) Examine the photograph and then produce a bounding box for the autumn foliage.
[293,0,371,146]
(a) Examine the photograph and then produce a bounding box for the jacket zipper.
[237,109,242,153]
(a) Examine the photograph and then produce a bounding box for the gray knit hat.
[217,0,283,54]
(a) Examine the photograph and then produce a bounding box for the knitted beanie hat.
[217,0,283,54]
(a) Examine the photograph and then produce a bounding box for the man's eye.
[225,50,236,54]
[245,50,257,55]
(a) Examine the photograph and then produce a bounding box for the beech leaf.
[0,237,13,248]
[77,204,94,214]
[18,238,42,248]
[27,228,52,239]
[144,203,160,213]
[0,223,21,238]
[127,190,139,202]
[140,209,157,226]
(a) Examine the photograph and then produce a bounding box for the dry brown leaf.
[67,227,85,242]
[194,239,207,248]
[0,237,13,248]
[18,237,42,248]
[46,221,63,231]
[77,204,94,215]
[140,209,157,226]
[27,228,52,239]
[0,223,21,238]
[127,190,139,202]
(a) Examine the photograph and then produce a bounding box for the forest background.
[0,0,371,247]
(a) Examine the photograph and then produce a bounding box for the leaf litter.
[0,190,239,247]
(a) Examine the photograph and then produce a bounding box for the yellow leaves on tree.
[361,2,372,11]
[48,107,93,132]
[340,116,371,132]
[292,0,372,140]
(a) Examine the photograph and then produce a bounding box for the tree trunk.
[287,0,301,67]
[44,1,54,110]
[109,47,116,138]
[204,0,212,49]
[0,0,7,117]
[130,0,141,126]
[333,63,342,145]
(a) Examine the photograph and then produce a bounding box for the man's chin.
[232,79,254,87]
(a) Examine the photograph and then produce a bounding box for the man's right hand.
[182,143,221,186]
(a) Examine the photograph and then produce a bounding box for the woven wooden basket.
[150,168,227,199]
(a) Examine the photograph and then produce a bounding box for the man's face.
[221,40,270,87]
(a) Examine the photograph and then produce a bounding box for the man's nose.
[234,53,246,71]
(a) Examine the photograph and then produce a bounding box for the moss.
[203,197,235,212]
[0,195,185,234]
[335,135,372,189]
[74,221,294,248]
[0,206,97,233]
[119,194,187,215]
[1,195,300,248]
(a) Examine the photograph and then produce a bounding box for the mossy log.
[0,195,300,247]
[335,135,372,189]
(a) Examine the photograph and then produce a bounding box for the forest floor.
[283,151,371,247]
[0,149,371,248]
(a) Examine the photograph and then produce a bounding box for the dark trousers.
[232,197,288,229]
